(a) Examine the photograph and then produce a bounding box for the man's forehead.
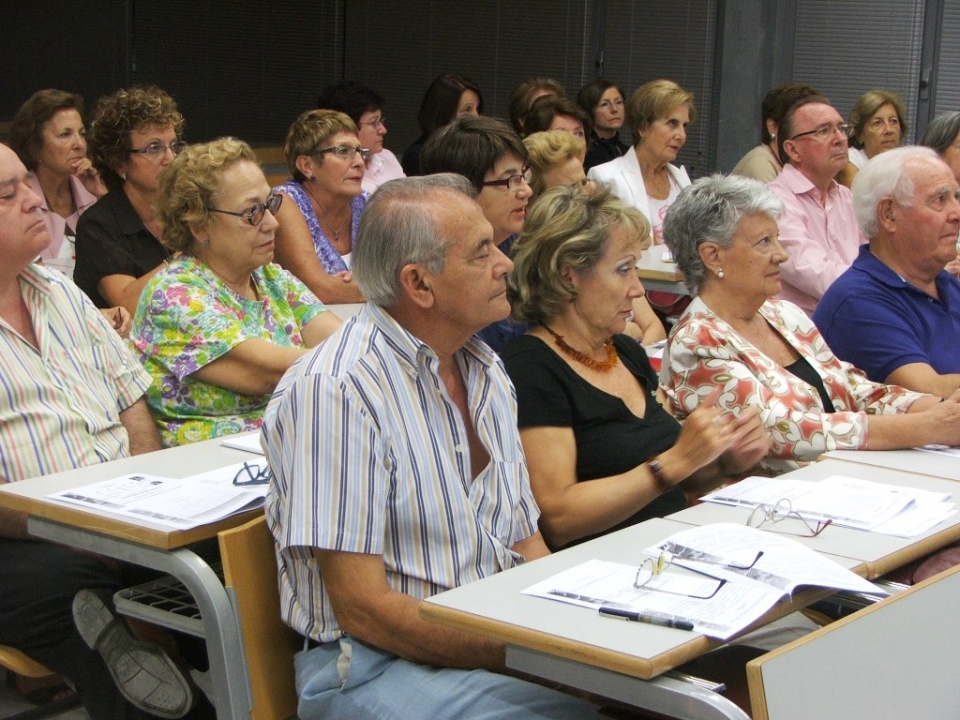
[796,103,841,126]
[0,145,25,187]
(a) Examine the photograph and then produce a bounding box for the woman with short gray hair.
[920,111,960,183]
[662,174,960,474]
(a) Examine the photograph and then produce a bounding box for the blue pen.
[598,606,694,631]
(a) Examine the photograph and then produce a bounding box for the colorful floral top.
[274,180,367,274]
[663,297,924,475]
[132,257,327,446]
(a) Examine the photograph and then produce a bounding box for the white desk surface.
[0,434,258,549]
[421,517,848,682]
[667,459,960,579]
[823,448,960,483]
[635,245,688,295]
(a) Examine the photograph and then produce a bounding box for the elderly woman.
[524,130,665,346]
[577,78,631,171]
[838,89,907,187]
[508,77,566,135]
[131,137,341,446]
[401,74,483,177]
[662,174,960,475]
[501,183,768,550]
[920,111,960,183]
[522,95,591,141]
[273,109,367,304]
[9,89,106,277]
[317,80,405,194]
[75,85,183,313]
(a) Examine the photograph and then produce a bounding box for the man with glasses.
[815,146,960,395]
[263,174,601,720]
[768,95,865,316]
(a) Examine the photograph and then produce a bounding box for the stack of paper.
[220,432,264,455]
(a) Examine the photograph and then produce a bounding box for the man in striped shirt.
[0,143,191,720]
[264,175,599,719]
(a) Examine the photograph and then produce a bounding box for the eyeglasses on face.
[358,116,386,129]
[232,461,273,486]
[207,192,283,226]
[482,165,533,191]
[633,547,763,600]
[790,123,854,142]
[746,498,832,537]
[315,145,371,162]
[129,141,188,158]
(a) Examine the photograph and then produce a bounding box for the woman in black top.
[577,79,631,172]
[502,183,768,550]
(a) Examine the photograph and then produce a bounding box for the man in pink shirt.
[767,96,865,316]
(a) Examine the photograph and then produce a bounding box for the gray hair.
[352,173,478,306]
[662,174,784,295]
[919,112,960,156]
[852,146,939,240]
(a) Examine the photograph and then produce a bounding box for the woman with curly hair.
[75,85,185,312]
[131,137,340,445]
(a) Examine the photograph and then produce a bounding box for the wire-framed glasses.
[746,498,832,537]
[315,145,371,162]
[482,165,533,191]
[789,122,854,142]
[128,141,188,158]
[633,548,763,600]
[232,461,272,487]
[208,192,283,226]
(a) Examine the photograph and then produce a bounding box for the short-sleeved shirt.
[263,303,540,643]
[814,245,960,383]
[274,180,366,275]
[74,189,170,308]
[131,257,326,446]
[0,263,151,482]
[502,333,684,548]
[731,144,782,184]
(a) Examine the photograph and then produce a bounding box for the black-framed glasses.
[208,192,283,226]
[633,547,763,600]
[232,461,272,487]
[358,116,386,129]
[790,123,854,142]
[482,165,533,191]
[129,141,188,158]
[315,145,371,162]
[746,498,832,538]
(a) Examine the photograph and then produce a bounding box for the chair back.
[218,516,300,720]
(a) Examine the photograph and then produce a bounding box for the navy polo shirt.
[814,245,960,382]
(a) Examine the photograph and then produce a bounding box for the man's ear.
[782,137,802,166]
[398,263,435,309]
[877,198,898,233]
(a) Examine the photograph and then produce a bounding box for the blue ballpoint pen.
[598,606,695,631]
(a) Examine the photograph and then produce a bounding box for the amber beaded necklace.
[541,324,618,372]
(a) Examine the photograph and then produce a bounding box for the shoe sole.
[73,589,194,719]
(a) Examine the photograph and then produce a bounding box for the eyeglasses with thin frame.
[746,498,832,537]
[128,141,188,159]
[208,192,283,226]
[358,116,386,129]
[789,123,854,142]
[315,145,371,163]
[633,548,763,600]
[482,165,533,191]
[232,461,272,487]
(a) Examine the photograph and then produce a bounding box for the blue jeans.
[295,636,601,720]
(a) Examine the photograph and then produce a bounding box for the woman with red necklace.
[502,183,768,550]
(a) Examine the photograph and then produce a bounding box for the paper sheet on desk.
[220,432,264,455]
[917,444,960,459]
[524,524,881,640]
[47,461,269,530]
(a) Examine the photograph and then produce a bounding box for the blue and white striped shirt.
[263,303,540,643]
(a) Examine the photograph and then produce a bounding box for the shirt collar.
[780,163,840,201]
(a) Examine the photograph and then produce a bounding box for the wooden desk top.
[668,459,960,579]
[635,245,685,283]
[420,518,843,681]
[0,435,261,550]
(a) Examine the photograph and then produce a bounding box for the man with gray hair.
[814,146,960,395]
[262,174,600,720]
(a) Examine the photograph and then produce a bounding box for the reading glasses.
[232,461,272,487]
[634,547,763,600]
[746,498,832,537]
[207,192,283,226]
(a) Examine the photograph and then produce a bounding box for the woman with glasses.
[316,81,405,194]
[131,137,341,446]
[75,85,184,312]
[502,184,768,550]
[838,89,907,188]
[577,79,631,172]
[273,109,368,304]
[661,174,960,475]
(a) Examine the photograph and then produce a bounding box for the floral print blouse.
[663,297,924,475]
[132,257,327,446]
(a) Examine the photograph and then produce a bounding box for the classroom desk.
[420,517,856,720]
[668,459,960,580]
[0,436,259,720]
[636,244,689,295]
[823,448,960,483]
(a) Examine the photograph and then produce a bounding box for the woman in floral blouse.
[662,174,960,474]
[132,137,341,446]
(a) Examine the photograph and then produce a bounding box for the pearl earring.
[718,267,725,279]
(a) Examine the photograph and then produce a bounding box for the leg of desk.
[27,518,251,720]
[507,646,750,720]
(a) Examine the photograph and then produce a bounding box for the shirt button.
[454,444,464,453]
